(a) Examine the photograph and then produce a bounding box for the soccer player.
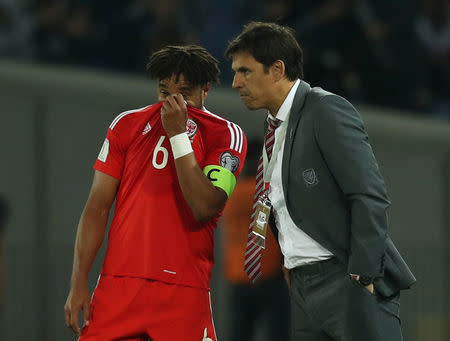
[64,45,247,341]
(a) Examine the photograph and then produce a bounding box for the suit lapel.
[282,80,311,194]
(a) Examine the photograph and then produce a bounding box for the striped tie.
[244,117,281,282]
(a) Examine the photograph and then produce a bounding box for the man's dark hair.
[147,45,220,87]
[225,22,304,80]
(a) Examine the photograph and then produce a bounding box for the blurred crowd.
[1,0,449,118]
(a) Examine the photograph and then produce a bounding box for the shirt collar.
[268,79,300,123]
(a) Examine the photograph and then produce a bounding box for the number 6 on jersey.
[152,136,169,169]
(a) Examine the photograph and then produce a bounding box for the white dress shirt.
[267,79,333,269]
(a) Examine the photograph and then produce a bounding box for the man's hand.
[350,274,375,294]
[365,283,374,294]
[161,94,188,138]
[64,282,91,335]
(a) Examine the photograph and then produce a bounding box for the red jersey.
[94,102,247,289]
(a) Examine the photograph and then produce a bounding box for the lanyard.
[262,116,289,186]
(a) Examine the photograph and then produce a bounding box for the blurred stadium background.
[0,0,449,340]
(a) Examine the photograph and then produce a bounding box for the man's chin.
[241,99,259,111]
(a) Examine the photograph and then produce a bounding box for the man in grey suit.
[226,22,416,341]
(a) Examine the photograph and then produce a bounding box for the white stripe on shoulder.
[231,123,241,152]
[110,105,152,130]
[227,121,236,150]
[203,107,244,152]
[202,107,227,121]
[234,123,244,153]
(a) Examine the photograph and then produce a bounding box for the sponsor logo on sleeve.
[98,138,109,162]
[142,122,152,135]
[220,151,240,173]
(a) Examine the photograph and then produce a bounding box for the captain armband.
[203,165,237,198]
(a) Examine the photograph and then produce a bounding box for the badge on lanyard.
[251,187,272,249]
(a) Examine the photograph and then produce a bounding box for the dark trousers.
[229,274,290,341]
[290,258,403,341]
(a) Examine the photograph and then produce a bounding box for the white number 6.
[152,136,169,169]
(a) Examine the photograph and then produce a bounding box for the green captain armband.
[203,165,237,198]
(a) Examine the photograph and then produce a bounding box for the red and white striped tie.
[244,117,281,282]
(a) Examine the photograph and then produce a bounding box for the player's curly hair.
[146,45,220,86]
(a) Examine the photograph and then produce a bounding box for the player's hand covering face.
[157,73,209,109]
[161,93,188,138]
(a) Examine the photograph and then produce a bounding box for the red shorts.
[79,275,217,341]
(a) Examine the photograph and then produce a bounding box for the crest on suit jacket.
[302,168,319,187]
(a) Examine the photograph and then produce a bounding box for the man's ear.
[271,60,286,82]
[202,82,211,100]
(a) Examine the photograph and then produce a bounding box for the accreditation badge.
[251,192,272,249]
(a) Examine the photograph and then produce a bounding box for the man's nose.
[232,74,242,89]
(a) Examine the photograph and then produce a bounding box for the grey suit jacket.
[272,80,416,297]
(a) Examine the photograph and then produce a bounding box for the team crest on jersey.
[220,151,240,173]
[186,118,198,140]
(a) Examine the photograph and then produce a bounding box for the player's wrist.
[164,125,188,138]
[169,132,193,159]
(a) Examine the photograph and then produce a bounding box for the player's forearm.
[70,206,108,286]
[174,153,226,223]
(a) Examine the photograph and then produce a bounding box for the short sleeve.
[93,128,125,180]
[204,121,247,182]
